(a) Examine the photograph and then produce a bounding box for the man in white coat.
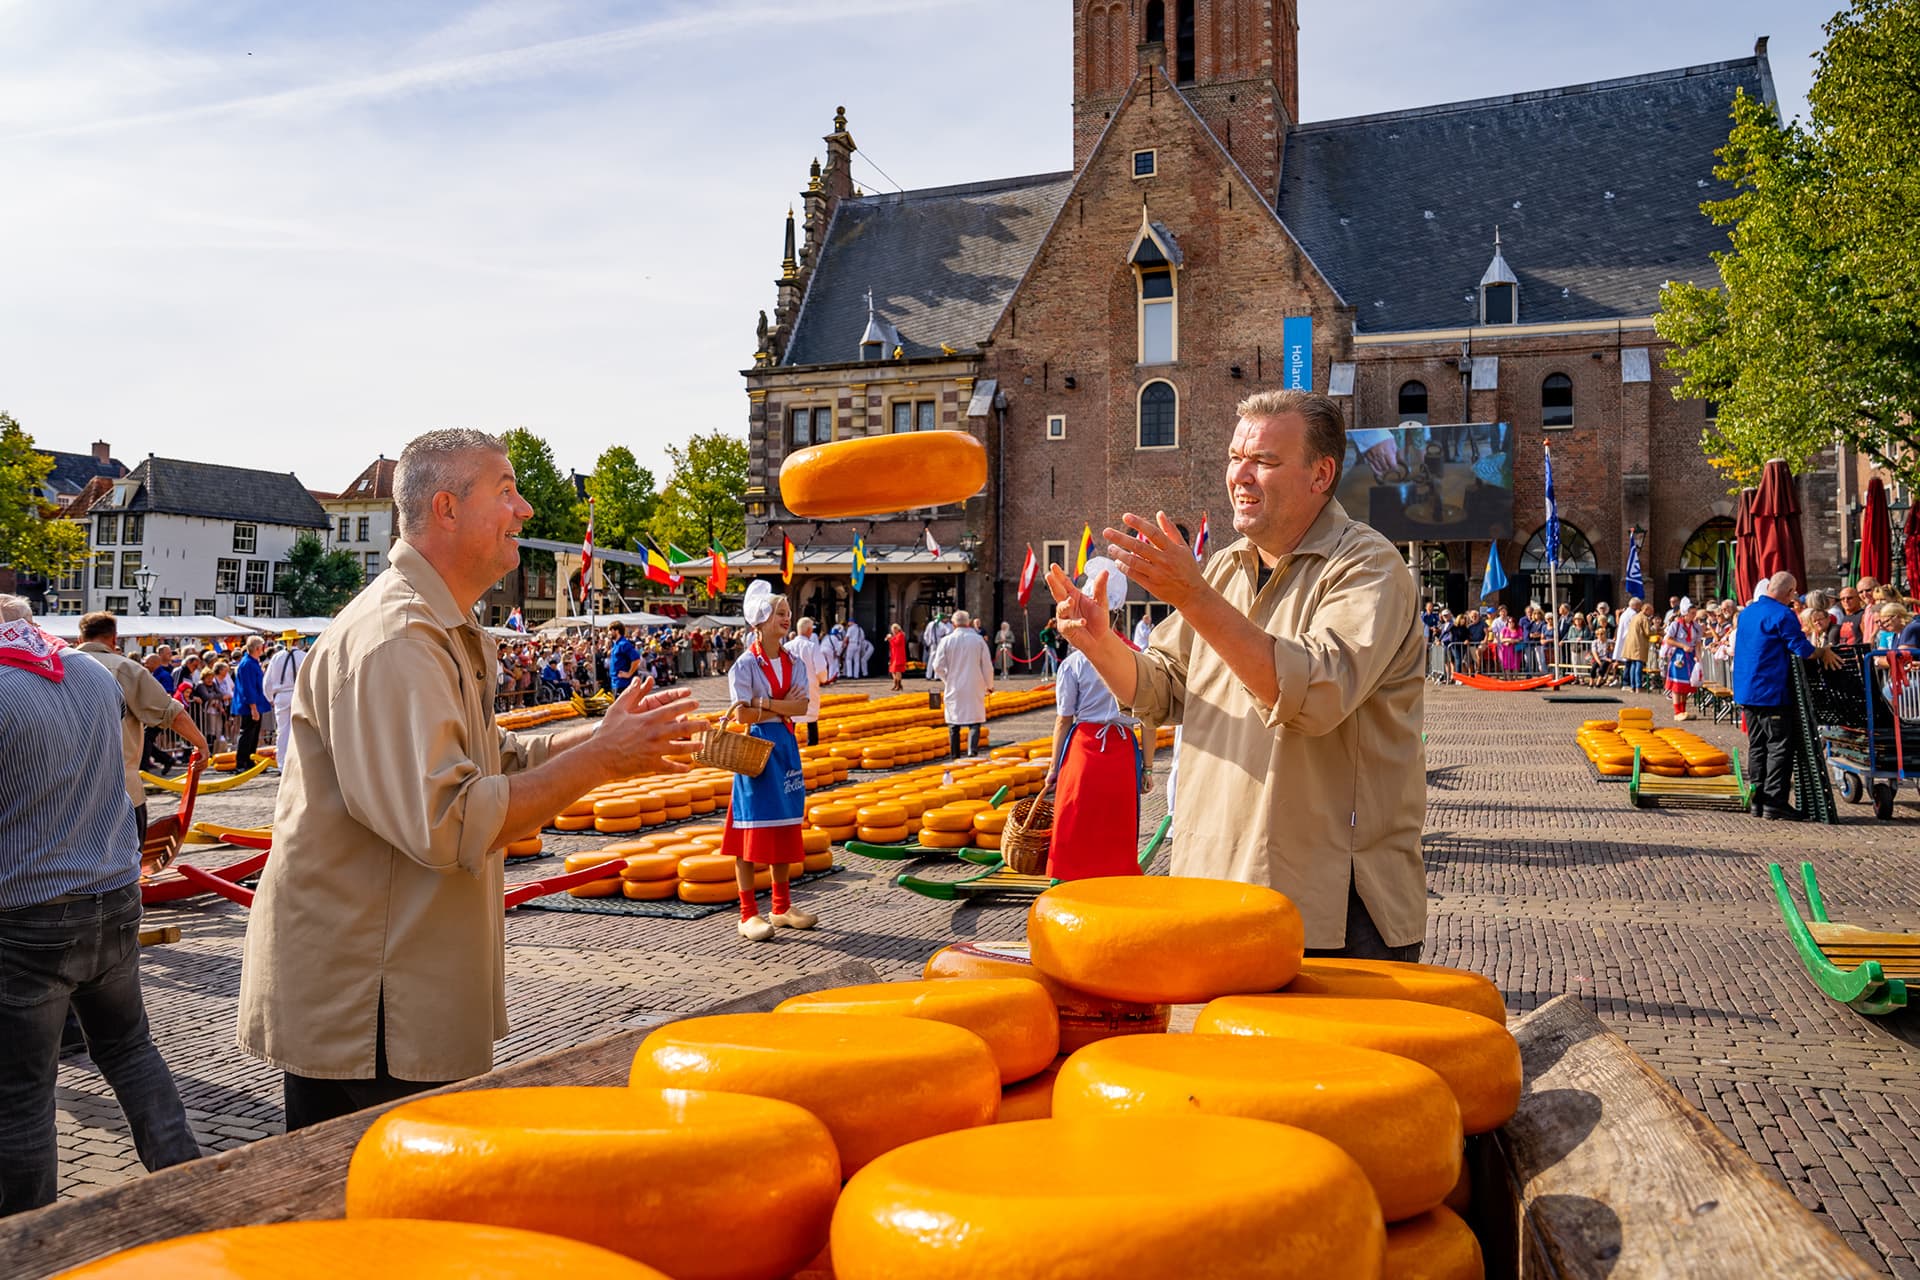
[261,630,306,775]
[931,609,994,758]
[783,617,833,747]
[841,618,869,680]
[921,612,952,681]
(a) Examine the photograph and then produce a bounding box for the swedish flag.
[851,535,868,591]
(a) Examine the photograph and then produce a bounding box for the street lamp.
[134,565,157,614]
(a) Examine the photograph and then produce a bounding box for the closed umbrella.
[1733,487,1760,602]
[1858,476,1892,587]
[1905,507,1920,599]
[1751,459,1808,592]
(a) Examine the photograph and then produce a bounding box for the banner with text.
[1282,315,1313,390]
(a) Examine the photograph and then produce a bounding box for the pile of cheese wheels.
[803,757,1049,846]
[560,825,835,903]
[548,769,736,835]
[495,703,582,732]
[1577,707,1731,777]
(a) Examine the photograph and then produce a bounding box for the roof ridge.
[845,170,1075,205]
[1291,55,1761,133]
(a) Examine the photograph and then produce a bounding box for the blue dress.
[719,646,806,865]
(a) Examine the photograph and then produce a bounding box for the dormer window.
[1479,227,1518,326]
[1129,215,1183,366]
[858,287,897,362]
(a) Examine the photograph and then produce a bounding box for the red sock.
[739,889,758,921]
[771,879,792,915]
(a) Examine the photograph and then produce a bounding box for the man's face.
[1226,413,1330,545]
[1840,588,1861,611]
[447,451,533,585]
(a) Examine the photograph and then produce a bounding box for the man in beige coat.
[1048,389,1426,958]
[238,430,699,1129]
[73,612,209,841]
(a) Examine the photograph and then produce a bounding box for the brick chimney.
[91,440,111,464]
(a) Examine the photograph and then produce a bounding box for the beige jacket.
[1126,500,1427,950]
[237,541,551,1081]
[1620,609,1651,664]
[75,641,179,809]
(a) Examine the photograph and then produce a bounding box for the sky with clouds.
[0,0,1828,495]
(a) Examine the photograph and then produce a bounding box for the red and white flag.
[580,497,595,589]
[1193,511,1210,561]
[925,528,942,558]
[1016,544,1039,606]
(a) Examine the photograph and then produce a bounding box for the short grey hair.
[1765,571,1798,599]
[395,429,508,537]
[952,610,972,628]
[0,593,32,622]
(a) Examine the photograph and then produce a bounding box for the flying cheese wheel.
[56,1221,673,1280]
[1028,877,1305,1004]
[622,878,676,900]
[1195,995,1522,1134]
[630,1013,1000,1175]
[346,1087,837,1280]
[830,1115,1384,1280]
[924,941,1170,1052]
[679,852,740,884]
[1052,1033,1460,1221]
[1384,1207,1485,1280]
[1285,959,1507,1024]
[779,430,989,519]
[777,979,1059,1084]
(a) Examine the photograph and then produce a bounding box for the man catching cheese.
[1048,389,1426,960]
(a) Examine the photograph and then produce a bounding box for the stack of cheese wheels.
[1284,958,1507,1024]
[924,941,1171,1053]
[776,979,1059,1085]
[918,802,978,850]
[503,834,543,860]
[1653,726,1732,777]
[1384,1206,1485,1280]
[1027,877,1305,1004]
[561,850,627,898]
[1575,721,1635,776]
[613,836,692,902]
[345,1087,837,1280]
[58,1220,673,1279]
[1196,995,1522,1134]
[971,802,1011,851]
[630,1012,999,1175]
[830,1115,1384,1279]
[678,849,766,904]
[1051,1033,1462,1223]
[1614,720,1688,776]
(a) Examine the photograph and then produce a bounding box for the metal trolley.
[1805,645,1920,820]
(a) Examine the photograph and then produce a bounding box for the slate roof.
[40,449,126,498]
[783,171,1075,366]
[120,457,331,528]
[1276,56,1767,332]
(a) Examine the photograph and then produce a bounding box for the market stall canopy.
[35,615,271,641]
[536,611,679,632]
[243,617,337,636]
[686,614,747,629]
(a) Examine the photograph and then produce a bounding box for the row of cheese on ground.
[1576,710,1731,777]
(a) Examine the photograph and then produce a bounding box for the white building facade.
[315,457,398,585]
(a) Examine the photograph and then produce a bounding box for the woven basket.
[1000,790,1055,876]
[694,703,772,777]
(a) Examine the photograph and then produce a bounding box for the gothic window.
[1680,518,1736,569]
[1138,381,1178,449]
[1175,0,1195,82]
[1519,522,1597,572]
[1145,0,1165,44]
[1397,381,1429,425]
[1541,374,1575,429]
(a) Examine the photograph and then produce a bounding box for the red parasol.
[1906,504,1920,599]
[1733,487,1761,602]
[1858,476,1892,587]
[1750,459,1808,593]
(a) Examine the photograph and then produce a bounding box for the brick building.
[743,2,1813,654]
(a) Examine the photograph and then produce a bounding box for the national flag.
[1543,442,1561,569]
[781,534,796,585]
[580,497,594,589]
[1016,544,1038,606]
[1193,512,1210,561]
[851,535,868,592]
[665,543,697,569]
[1479,543,1508,601]
[1075,524,1094,576]
[640,544,682,589]
[707,542,730,597]
[924,528,942,558]
[1623,530,1644,601]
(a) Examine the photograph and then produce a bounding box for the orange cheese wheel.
[503,835,544,858]
[855,804,907,827]
[830,1115,1384,1280]
[568,878,621,898]
[778,979,1060,1084]
[1195,995,1521,1134]
[802,850,835,873]
[857,824,910,844]
[809,803,858,827]
[655,841,710,864]
[1052,1033,1461,1221]
[995,1058,1061,1123]
[801,828,831,854]
[1285,959,1507,1024]
[595,815,645,833]
[678,823,726,841]
[917,829,972,849]
[1596,761,1632,776]
[56,1221,672,1280]
[818,823,858,844]
[564,851,625,873]
[918,786,965,809]
[620,852,683,882]
[680,853,740,884]
[679,879,742,904]
[1688,763,1731,777]
[346,1087,837,1280]
[921,807,976,833]
[924,941,1170,1052]
[560,797,598,818]
[779,430,988,519]
[972,809,1009,835]
[974,831,1002,850]
[1028,877,1305,1004]
[594,796,643,819]
[553,814,595,832]
[663,804,694,821]
[621,879,676,900]
[631,1013,999,1175]
[1444,1161,1472,1215]
[1383,1207,1484,1280]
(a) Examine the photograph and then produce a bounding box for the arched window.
[1397,380,1428,425]
[1680,518,1736,569]
[1541,373,1574,428]
[1175,0,1195,82]
[1144,0,1165,43]
[1519,522,1597,572]
[1138,381,1178,449]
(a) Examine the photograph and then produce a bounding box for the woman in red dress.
[1044,558,1147,880]
[886,622,909,692]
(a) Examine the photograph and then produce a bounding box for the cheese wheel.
[1285,959,1507,1024]
[924,941,1170,1052]
[803,850,835,873]
[56,1221,673,1280]
[594,796,643,819]
[818,823,858,844]
[974,831,1002,850]
[1383,1207,1484,1280]
[595,815,645,833]
[810,803,858,827]
[1195,995,1521,1134]
[778,979,1060,1084]
[780,430,988,519]
[568,878,621,898]
[917,829,972,849]
[680,879,742,904]
[564,851,624,873]
[663,804,694,821]
[972,809,1009,835]
[560,797,599,818]
[830,1115,1384,1280]
[503,837,544,858]
[1444,1160,1472,1215]
[802,828,832,854]
[680,852,740,884]
[995,1058,1062,1124]
[553,814,595,832]
[618,852,681,881]
[679,823,726,841]
[1052,1033,1461,1221]
[1028,877,1305,1003]
[631,1013,1000,1175]
[856,804,907,827]
[921,807,976,833]
[856,824,910,844]
[346,1087,837,1280]
[622,878,676,900]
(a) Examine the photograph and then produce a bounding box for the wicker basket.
[1000,789,1055,876]
[694,703,773,777]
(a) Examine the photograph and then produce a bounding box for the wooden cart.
[1770,861,1913,1015]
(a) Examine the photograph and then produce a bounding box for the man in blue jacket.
[231,634,272,769]
[1733,572,1841,820]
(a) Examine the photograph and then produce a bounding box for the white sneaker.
[769,908,819,930]
[738,915,775,942]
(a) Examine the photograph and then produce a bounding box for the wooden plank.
[0,958,882,1280]
[1498,994,1878,1279]
[1808,924,1918,947]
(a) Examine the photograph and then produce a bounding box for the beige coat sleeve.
[1126,616,1193,728]
[327,638,513,878]
[1263,542,1418,736]
[122,665,182,729]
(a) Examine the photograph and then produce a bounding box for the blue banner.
[1282,316,1313,390]
[1543,442,1560,568]
[1623,531,1644,601]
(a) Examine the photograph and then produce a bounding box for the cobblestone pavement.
[52,674,1920,1273]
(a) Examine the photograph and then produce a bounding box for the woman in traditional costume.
[1664,598,1699,719]
[1044,557,1146,880]
[720,581,816,942]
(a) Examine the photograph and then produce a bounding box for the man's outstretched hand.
[593,676,701,777]
[1047,563,1113,653]
[1103,511,1205,611]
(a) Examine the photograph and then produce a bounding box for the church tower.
[1072,0,1299,201]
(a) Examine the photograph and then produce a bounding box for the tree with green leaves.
[579,445,656,593]
[1656,0,1920,487]
[0,413,91,585]
[501,428,583,542]
[274,533,365,615]
[649,432,748,576]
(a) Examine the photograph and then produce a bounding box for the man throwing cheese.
[1048,389,1426,959]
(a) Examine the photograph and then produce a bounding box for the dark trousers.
[234,710,262,770]
[1744,704,1796,811]
[282,1006,451,1132]
[0,883,200,1215]
[949,723,983,758]
[804,721,819,747]
[138,726,171,773]
[1304,881,1423,963]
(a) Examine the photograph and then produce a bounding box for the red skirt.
[1046,723,1143,881]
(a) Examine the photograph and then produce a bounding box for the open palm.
[1045,563,1112,653]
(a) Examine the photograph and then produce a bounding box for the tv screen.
[1338,422,1514,543]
